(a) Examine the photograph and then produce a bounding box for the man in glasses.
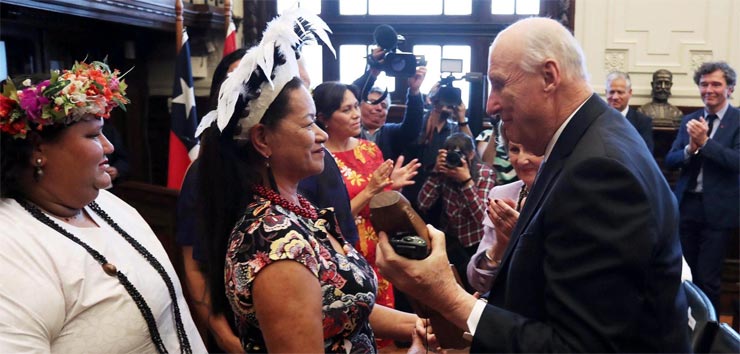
[355,67,427,161]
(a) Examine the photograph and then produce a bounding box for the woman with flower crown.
[196,10,439,354]
[0,61,207,353]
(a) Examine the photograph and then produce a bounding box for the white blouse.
[0,190,206,354]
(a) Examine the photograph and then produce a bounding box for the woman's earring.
[33,158,44,181]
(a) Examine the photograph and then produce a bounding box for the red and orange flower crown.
[0,60,130,139]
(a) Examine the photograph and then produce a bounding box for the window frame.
[310,0,573,137]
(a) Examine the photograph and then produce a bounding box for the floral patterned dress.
[330,140,394,309]
[225,196,378,353]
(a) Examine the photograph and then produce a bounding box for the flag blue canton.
[171,32,198,151]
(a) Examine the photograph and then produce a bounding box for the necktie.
[706,114,718,137]
[687,114,718,190]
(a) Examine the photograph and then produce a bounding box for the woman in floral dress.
[197,12,431,353]
[313,82,420,311]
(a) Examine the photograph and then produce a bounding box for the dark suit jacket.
[364,92,424,161]
[472,94,689,353]
[664,105,740,228]
[626,107,654,152]
[298,150,359,244]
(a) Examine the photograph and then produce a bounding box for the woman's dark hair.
[0,77,68,199]
[0,126,67,199]
[312,81,359,130]
[198,72,305,315]
[207,48,248,111]
[443,132,482,181]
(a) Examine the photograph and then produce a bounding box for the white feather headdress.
[195,8,335,139]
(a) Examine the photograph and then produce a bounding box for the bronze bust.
[638,69,684,127]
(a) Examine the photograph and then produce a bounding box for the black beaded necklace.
[18,199,192,354]
[516,184,529,212]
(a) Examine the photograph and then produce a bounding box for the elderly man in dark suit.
[606,71,654,152]
[376,17,689,353]
[665,61,739,311]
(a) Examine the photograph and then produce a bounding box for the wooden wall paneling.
[1,0,226,32]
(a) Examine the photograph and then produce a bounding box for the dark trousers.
[680,193,732,311]
[445,234,479,293]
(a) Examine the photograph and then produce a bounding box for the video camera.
[370,24,426,78]
[431,58,484,108]
[435,75,463,108]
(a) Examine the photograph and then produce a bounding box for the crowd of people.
[0,9,737,354]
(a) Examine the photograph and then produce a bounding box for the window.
[276,1,323,88]
[491,0,540,15]
[0,41,6,82]
[413,45,471,107]
[339,44,395,94]
[340,0,471,15]
[277,0,321,15]
[300,44,323,89]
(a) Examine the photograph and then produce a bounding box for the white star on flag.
[172,77,195,120]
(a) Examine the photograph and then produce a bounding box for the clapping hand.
[487,197,519,261]
[390,155,421,190]
[367,160,394,195]
[686,116,710,152]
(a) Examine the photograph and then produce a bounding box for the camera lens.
[390,57,407,71]
[445,150,463,168]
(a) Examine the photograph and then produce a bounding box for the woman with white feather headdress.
[196,10,437,353]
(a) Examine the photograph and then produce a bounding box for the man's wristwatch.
[459,120,469,127]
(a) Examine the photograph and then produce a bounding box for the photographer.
[353,49,427,161]
[401,81,473,215]
[417,133,495,291]
[420,82,474,166]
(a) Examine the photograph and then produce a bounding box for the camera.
[371,25,426,78]
[445,149,464,168]
[434,75,463,108]
[389,233,428,260]
[369,191,430,260]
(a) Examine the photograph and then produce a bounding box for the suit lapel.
[712,105,738,144]
[625,108,637,126]
[491,94,607,289]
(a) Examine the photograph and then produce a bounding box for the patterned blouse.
[225,196,378,353]
[417,163,496,248]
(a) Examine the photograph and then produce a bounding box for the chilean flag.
[167,28,199,190]
[223,19,237,57]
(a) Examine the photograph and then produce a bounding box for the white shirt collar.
[620,106,629,117]
[705,101,730,121]
[544,96,591,161]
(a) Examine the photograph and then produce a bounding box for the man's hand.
[368,47,386,77]
[455,102,467,123]
[408,67,427,95]
[376,225,468,314]
[687,116,710,149]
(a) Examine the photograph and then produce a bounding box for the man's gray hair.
[606,71,632,90]
[516,18,590,82]
[366,86,391,107]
